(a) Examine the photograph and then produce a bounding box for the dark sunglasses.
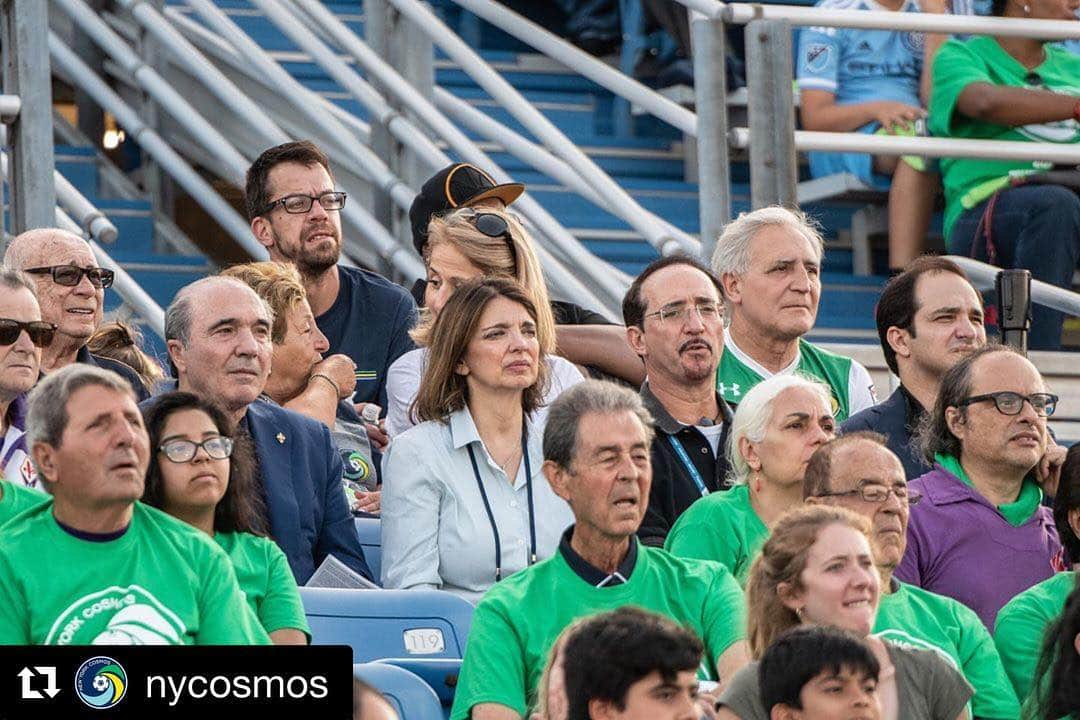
[0,319,57,347]
[25,264,115,289]
[467,212,518,266]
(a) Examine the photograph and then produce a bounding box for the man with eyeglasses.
[621,255,731,546]
[895,344,1065,630]
[711,206,876,422]
[3,228,148,400]
[805,432,1022,720]
[246,141,418,448]
[0,270,55,506]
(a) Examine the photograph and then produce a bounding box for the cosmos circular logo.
[75,656,127,709]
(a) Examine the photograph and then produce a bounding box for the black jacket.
[841,386,931,480]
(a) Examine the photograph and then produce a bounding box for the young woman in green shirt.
[142,391,309,644]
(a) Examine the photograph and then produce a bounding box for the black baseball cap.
[409,163,525,255]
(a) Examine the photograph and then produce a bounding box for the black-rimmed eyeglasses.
[0,319,56,347]
[816,484,921,505]
[159,437,234,463]
[956,391,1058,417]
[261,191,347,216]
[25,265,115,289]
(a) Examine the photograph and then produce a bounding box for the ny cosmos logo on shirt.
[47,585,187,645]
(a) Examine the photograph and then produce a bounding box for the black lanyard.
[466,419,536,582]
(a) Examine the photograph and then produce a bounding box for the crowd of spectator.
[2,133,1080,720]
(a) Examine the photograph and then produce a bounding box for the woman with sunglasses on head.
[381,277,574,602]
[141,391,309,644]
[385,206,585,438]
[0,270,56,513]
[715,504,973,720]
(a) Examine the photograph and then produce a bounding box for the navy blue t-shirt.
[316,265,417,409]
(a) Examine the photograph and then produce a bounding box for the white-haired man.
[711,206,875,422]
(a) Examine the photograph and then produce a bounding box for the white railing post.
[745,19,798,210]
[690,11,731,264]
[1,0,56,231]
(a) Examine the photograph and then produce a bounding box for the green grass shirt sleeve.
[258,538,310,637]
[702,562,748,673]
[950,603,1019,720]
[928,39,990,138]
[0,548,30,644]
[194,542,271,645]
[665,506,740,570]
[450,598,528,720]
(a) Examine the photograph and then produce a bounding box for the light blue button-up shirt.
[380,405,574,604]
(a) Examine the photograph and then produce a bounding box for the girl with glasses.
[385,207,585,438]
[141,391,309,644]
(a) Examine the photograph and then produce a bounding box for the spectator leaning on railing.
[928,0,1080,350]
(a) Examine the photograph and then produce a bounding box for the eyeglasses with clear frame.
[644,301,723,325]
[260,191,347,216]
[159,437,235,463]
[816,484,921,505]
[955,391,1058,417]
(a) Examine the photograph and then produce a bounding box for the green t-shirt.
[0,502,270,645]
[664,484,770,586]
[449,541,746,719]
[929,36,1080,241]
[875,580,1021,720]
[215,531,310,638]
[993,571,1076,709]
[717,336,874,422]
[0,479,49,527]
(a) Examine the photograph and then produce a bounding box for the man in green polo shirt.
[993,444,1080,709]
[711,206,876,422]
[0,365,268,645]
[450,381,749,720]
[806,432,1021,720]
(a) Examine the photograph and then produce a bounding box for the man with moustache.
[163,276,371,582]
[622,255,731,546]
[3,228,147,399]
[805,432,1021,720]
[712,206,875,422]
[246,141,417,446]
[897,344,1065,629]
[450,381,749,720]
[0,270,54,509]
[843,257,985,479]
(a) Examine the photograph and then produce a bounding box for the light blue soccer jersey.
[796,0,923,112]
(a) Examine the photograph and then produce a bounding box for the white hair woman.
[665,373,835,585]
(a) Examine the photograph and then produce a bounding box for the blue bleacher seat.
[354,516,382,583]
[300,587,474,663]
[374,658,462,707]
[354,662,444,720]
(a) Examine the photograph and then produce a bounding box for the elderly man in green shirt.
[450,381,749,720]
[806,432,1021,720]
[0,365,268,645]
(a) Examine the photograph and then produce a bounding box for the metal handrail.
[947,256,1080,317]
[385,0,698,257]
[48,34,262,257]
[681,0,1080,39]
[0,95,20,123]
[283,0,628,311]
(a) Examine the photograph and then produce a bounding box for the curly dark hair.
[141,391,267,535]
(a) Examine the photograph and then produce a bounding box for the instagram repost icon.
[75,656,127,709]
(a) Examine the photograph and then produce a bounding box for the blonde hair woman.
[385,207,584,437]
[715,505,973,720]
[380,277,573,602]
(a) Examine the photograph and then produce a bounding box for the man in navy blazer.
[162,276,371,583]
[842,257,985,479]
